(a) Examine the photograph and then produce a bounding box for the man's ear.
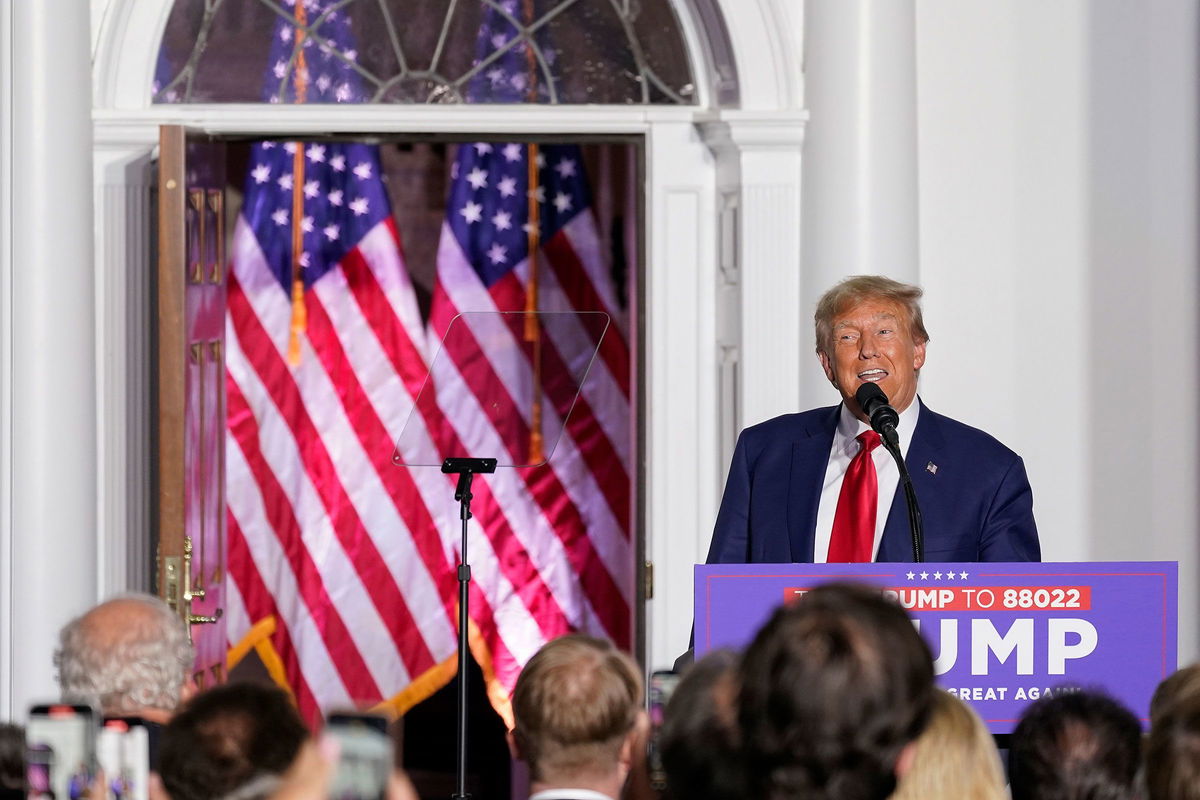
[817,348,836,384]
[913,339,927,371]
[894,741,918,780]
[506,729,522,762]
[179,677,198,706]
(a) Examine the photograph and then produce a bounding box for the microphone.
[854,381,924,562]
[854,382,900,443]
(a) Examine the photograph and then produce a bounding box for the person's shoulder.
[739,406,838,445]
[920,404,1022,462]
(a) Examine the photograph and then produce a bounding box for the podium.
[695,562,1177,733]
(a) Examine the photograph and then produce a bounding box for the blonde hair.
[890,690,1006,800]
[511,634,642,783]
[814,275,930,357]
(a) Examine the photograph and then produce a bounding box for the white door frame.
[88,0,807,672]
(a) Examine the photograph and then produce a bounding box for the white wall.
[915,0,1199,659]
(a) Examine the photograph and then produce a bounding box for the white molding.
[645,122,718,670]
[94,146,155,598]
[0,0,15,721]
[700,114,805,435]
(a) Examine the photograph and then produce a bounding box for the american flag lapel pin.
[926,461,938,475]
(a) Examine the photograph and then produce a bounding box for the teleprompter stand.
[392,311,612,800]
[442,457,497,800]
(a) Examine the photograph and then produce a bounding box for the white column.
[94,138,157,600]
[801,0,919,406]
[2,0,98,717]
[644,118,718,672]
[701,112,806,436]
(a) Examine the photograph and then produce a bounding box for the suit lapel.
[787,406,840,562]
[880,398,946,561]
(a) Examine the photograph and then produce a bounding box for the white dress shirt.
[813,398,920,563]
[529,790,615,800]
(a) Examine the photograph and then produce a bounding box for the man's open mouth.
[857,368,888,382]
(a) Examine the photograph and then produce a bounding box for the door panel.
[157,125,228,688]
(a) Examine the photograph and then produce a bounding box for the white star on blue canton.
[502,144,522,163]
[946,572,956,580]
[301,216,314,233]
[555,158,577,178]
[306,144,326,163]
[277,174,293,190]
[330,155,346,172]
[492,211,512,231]
[467,167,489,190]
[316,74,332,93]
[283,142,297,154]
[530,186,546,203]
[252,164,271,184]
[323,224,339,241]
[906,571,915,580]
[474,143,493,155]
[535,152,546,168]
[271,208,288,226]
[511,73,527,91]
[459,201,483,224]
[487,68,505,85]
[934,571,943,580]
[553,192,572,213]
[344,49,357,62]
[328,190,343,206]
[353,162,372,180]
[298,251,311,268]
[919,571,929,580]
[280,26,292,42]
[960,571,968,579]
[349,197,369,216]
[487,243,508,265]
[498,176,518,198]
[303,180,320,199]
[335,83,352,102]
[491,33,508,49]
[273,60,287,79]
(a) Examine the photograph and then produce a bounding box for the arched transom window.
[154,0,696,105]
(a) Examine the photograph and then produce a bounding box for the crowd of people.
[3,586,1200,800]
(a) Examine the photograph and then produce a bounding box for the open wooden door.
[156,125,228,689]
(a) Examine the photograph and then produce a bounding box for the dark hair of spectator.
[158,682,309,800]
[1009,688,1142,800]
[1150,663,1200,726]
[0,724,25,800]
[1146,695,1200,800]
[660,649,744,800]
[737,581,935,800]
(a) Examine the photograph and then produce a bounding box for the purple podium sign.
[695,561,1177,733]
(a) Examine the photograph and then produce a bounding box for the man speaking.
[707,275,1040,564]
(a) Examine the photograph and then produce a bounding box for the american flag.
[426,140,635,713]
[224,0,634,726]
[223,1,460,722]
[422,0,635,717]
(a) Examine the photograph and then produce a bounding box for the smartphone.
[27,704,98,800]
[646,670,681,792]
[325,712,392,800]
[98,718,151,800]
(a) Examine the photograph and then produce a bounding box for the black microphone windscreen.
[855,382,888,411]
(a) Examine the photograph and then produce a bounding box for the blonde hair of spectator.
[511,633,643,784]
[890,690,1006,800]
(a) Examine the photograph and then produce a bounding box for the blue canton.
[447,142,591,288]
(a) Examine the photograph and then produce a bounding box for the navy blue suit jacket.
[707,400,1041,564]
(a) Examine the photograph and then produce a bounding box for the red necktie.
[827,430,882,563]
